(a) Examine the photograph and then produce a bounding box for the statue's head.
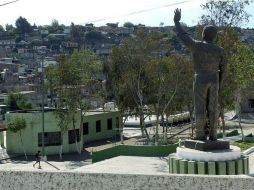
[202,25,217,42]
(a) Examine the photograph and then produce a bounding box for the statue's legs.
[208,82,219,140]
[194,82,208,140]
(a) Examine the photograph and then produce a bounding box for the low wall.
[92,144,178,163]
[0,170,253,190]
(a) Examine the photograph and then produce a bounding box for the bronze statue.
[174,8,226,141]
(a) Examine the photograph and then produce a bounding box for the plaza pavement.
[0,153,253,176]
[0,113,253,174]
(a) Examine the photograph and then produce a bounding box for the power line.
[82,0,191,24]
[0,0,19,7]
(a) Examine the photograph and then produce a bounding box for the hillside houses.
[0,23,175,60]
[0,23,253,112]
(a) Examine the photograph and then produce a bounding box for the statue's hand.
[174,8,181,23]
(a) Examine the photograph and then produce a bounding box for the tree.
[50,50,103,155]
[54,108,71,159]
[200,0,251,27]
[15,16,32,35]
[0,25,4,32]
[6,92,32,111]
[5,24,15,36]
[123,22,134,28]
[48,19,64,33]
[147,56,178,143]
[48,34,64,52]
[52,55,80,154]
[70,23,84,48]
[108,29,169,141]
[226,41,254,140]
[8,116,28,160]
[146,53,194,143]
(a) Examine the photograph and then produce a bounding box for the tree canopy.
[8,115,27,133]
[46,49,103,154]
[200,0,251,27]
[123,22,134,28]
[6,92,32,111]
[15,16,32,35]
[107,29,192,141]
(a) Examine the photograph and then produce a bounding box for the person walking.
[33,151,42,169]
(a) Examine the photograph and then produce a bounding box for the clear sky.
[0,0,253,28]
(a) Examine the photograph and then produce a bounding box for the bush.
[217,130,239,138]
[246,133,253,137]
[226,130,239,137]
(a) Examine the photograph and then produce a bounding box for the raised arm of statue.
[174,8,196,50]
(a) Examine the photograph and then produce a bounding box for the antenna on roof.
[0,0,19,7]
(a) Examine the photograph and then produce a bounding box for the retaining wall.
[0,170,253,190]
[92,144,178,163]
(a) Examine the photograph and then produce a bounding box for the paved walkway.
[75,156,169,175]
[0,159,89,171]
[77,154,254,175]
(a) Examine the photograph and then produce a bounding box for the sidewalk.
[0,160,89,171]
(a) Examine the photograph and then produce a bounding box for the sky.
[0,0,254,28]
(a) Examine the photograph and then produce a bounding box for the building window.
[116,117,119,128]
[96,120,101,133]
[107,118,112,130]
[38,132,61,147]
[83,122,89,135]
[248,99,254,109]
[68,129,80,144]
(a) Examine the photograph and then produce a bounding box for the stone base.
[184,140,230,151]
[168,153,249,175]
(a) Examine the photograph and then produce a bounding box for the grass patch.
[232,140,254,151]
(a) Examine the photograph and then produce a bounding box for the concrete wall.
[83,111,119,143]
[0,170,253,190]
[5,110,120,155]
[92,144,178,163]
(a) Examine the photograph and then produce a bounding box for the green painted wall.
[83,112,119,142]
[5,110,120,155]
[92,144,178,163]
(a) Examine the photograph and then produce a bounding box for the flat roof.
[84,111,117,116]
[7,109,118,115]
[0,91,35,96]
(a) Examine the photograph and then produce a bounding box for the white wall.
[0,170,253,190]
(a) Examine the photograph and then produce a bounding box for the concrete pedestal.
[176,145,241,162]
[169,145,249,175]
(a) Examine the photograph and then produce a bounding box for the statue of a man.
[174,8,226,140]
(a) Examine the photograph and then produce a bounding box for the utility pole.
[39,55,45,156]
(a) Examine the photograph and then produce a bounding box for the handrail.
[167,126,192,140]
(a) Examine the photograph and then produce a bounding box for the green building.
[5,109,121,155]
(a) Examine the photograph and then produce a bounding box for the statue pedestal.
[184,139,230,151]
[176,145,241,162]
[169,140,249,175]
